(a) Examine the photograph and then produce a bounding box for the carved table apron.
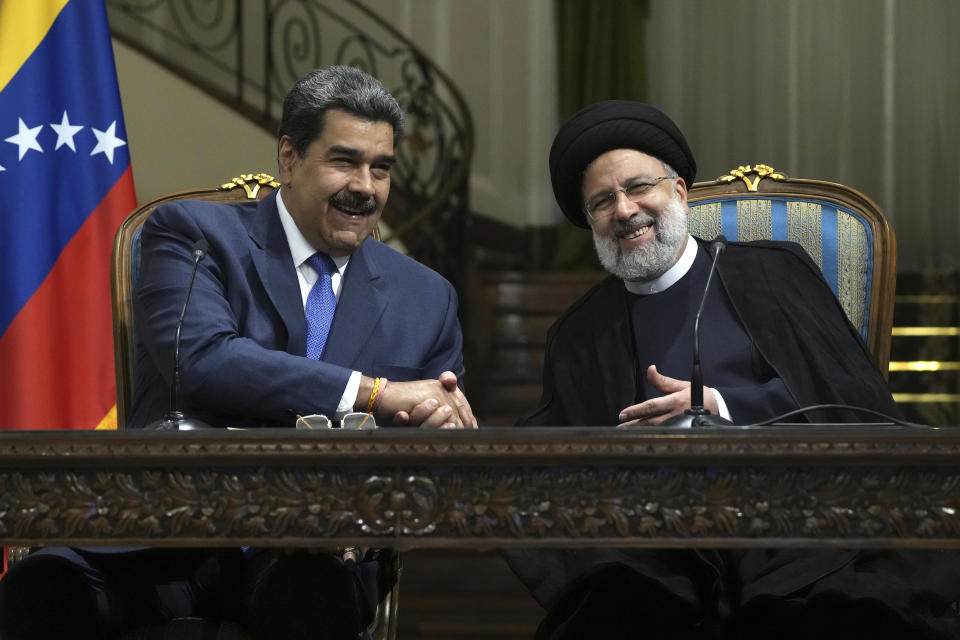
[1,426,959,550]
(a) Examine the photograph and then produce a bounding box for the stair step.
[889,272,960,426]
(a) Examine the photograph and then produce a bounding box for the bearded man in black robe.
[506,100,960,640]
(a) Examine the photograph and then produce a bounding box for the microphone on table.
[145,238,213,431]
[662,235,735,428]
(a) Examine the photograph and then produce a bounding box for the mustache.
[329,189,377,215]
[612,213,656,236]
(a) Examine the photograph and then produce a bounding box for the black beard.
[329,189,376,215]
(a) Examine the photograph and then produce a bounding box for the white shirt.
[622,235,731,420]
[277,190,361,417]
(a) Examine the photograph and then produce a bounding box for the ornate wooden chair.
[686,164,897,376]
[107,173,398,640]
[111,173,282,429]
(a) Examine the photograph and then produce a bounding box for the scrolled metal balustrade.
[106,0,474,296]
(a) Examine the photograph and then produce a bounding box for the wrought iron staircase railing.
[106,0,474,297]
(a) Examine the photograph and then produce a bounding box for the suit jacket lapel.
[322,239,386,368]
[247,191,308,355]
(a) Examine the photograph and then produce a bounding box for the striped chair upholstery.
[686,164,897,376]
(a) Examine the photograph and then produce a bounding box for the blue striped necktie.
[305,252,337,359]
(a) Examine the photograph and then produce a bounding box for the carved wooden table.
[2,426,959,550]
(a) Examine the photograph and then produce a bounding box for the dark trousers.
[534,552,960,640]
[0,547,386,640]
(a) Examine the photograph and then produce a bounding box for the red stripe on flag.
[0,168,136,430]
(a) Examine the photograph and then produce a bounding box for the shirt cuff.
[711,387,733,422]
[335,370,362,418]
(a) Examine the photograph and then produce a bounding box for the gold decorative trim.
[220,173,281,199]
[888,361,960,372]
[892,327,960,337]
[736,199,772,241]
[687,202,723,240]
[836,210,866,331]
[717,164,786,192]
[788,202,824,268]
[892,393,960,403]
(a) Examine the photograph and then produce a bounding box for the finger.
[643,412,675,426]
[646,365,688,393]
[620,396,675,423]
[436,373,476,427]
[417,405,456,429]
[619,400,661,423]
[618,403,642,423]
[617,418,653,428]
[406,399,440,426]
[438,371,459,391]
[450,387,477,428]
[392,411,410,425]
[648,391,691,423]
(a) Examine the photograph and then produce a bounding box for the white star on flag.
[90,121,126,164]
[5,118,44,160]
[50,111,84,151]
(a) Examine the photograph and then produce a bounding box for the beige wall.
[363,0,559,227]
[113,1,560,228]
[112,40,277,206]
[112,0,958,270]
[645,0,960,271]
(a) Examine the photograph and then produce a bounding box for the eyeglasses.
[295,412,378,430]
[584,177,673,220]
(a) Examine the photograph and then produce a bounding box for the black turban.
[549,100,696,228]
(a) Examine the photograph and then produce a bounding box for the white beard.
[592,193,688,281]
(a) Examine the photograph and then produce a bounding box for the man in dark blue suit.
[128,66,473,432]
[0,65,475,640]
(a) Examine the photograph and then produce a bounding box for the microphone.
[662,235,735,428]
[145,238,213,431]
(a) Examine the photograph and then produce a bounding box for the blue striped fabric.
[689,196,874,341]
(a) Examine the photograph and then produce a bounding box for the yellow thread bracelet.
[365,377,381,413]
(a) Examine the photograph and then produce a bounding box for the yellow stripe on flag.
[0,0,71,93]
[95,405,118,430]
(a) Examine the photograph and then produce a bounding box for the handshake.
[354,370,477,429]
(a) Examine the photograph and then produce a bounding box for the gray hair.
[661,161,678,180]
[279,65,405,156]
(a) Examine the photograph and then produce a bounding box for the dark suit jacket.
[128,190,464,429]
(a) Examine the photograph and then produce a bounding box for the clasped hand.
[617,365,718,427]
[377,371,477,429]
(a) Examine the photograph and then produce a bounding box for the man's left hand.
[393,371,478,429]
[617,365,718,426]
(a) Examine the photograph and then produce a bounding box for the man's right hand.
[359,372,476,429]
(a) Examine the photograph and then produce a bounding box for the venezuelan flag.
[0,0,136,430]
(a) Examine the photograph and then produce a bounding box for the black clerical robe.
[505,239,960,638]
[521,237,900,428]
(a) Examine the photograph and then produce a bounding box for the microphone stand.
[662,236,735,428]
[146,239,213,431]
